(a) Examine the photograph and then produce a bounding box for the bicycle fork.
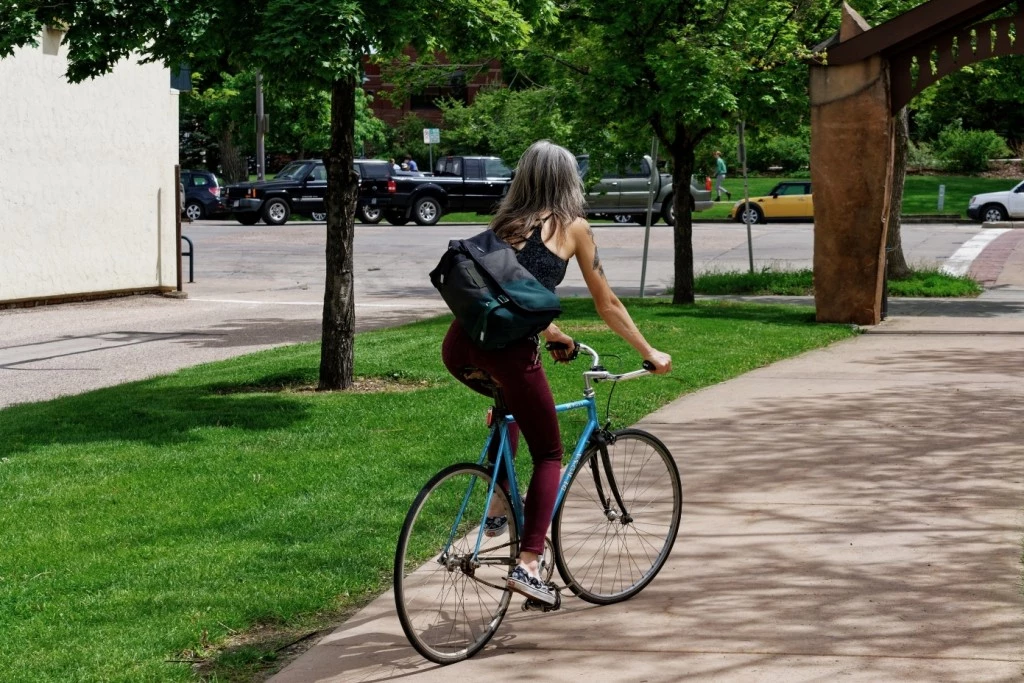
[588,431,633,524]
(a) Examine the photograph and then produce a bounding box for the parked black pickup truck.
[382,156,513,226]
[224,159,395,226]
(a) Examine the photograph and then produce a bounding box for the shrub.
[907,140,940,171]
[744,133,809,173]
[933,120,1011,173]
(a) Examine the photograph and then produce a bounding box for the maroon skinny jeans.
[441,320,563,556]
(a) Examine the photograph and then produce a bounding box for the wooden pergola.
[810,0,1023,324]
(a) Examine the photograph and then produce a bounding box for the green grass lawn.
[693,268,982,298]
[0,300,856,682]
[900,175,1015,216]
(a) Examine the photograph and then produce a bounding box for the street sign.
[422,128,441,145]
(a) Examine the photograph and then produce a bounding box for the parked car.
[181,169,229,221]
[224,159,395,226]
[729,181,813,224]
[967,180,1024,222]
[381,155,513,226]
[576,155,713,226]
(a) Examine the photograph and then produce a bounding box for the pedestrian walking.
[714,151,731,202]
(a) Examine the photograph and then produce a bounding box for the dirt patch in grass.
[183,606,362,682]
[214,376,432,395]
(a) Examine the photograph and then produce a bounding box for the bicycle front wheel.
[553,429,682,604]
[394,463,519,664]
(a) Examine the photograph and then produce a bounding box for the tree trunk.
[886,107,911,280]
[668,141,696,304]
[219,124,247,184]
[319,74,359,390]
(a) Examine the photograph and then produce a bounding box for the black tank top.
[515,227,568,293]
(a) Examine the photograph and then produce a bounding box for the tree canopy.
[1,0,552,389]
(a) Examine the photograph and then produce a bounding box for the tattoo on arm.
[592,249,606,280]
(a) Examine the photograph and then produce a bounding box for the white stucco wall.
[0,31,179,303]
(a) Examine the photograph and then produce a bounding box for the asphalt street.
[0,219,984,409]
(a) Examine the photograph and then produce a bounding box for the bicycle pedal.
[520,585,562,612]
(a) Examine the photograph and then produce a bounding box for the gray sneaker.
[507,565,555,605]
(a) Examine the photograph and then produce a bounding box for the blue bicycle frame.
[441,342,651,564]
[459,395,598,562]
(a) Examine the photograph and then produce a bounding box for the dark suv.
[181,169,229,221]
[223,159,395,226]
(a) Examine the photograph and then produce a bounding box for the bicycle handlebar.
[576,343,652,384]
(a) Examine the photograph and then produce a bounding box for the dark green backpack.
[429,229,562,349]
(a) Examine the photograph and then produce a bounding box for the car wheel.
[262,198,291,226]
[185,200,204,221]
[235,213,260,226]
[413,196,442,226]
[611,214,634,224]
[359,205,383,224]
[384,209,410,226]
[310,211,327,222]
[661,195,676,226]
[738,203,764,224]
[981,204,1008,223]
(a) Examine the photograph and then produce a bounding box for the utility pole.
[255,71,266,180]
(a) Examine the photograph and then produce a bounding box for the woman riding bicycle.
[441,140,672,605]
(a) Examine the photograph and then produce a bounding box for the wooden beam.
[827,0,1011,65]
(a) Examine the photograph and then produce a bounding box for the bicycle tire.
[394,463,518,664]
[552,429,682,604]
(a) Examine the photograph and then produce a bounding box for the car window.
[623,161,647,178]
[577,157,589,178]
[274,161,308,180]
[360,163,390,179]
[464,158,483,179]
[485,158,512,178]
[308,164,327,182]
[191,175,210,187]
[780,184,804,196]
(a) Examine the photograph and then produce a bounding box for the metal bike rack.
[180,235,194,287]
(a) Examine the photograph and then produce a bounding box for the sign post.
[422,128,441,172]
[738,120,754,274]
[639,137,659,299]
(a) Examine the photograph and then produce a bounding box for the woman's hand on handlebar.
[644,349,672,375]
[542,325,577,363]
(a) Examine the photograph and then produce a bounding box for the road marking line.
[189,298,442,309]
[940,229,1010,276]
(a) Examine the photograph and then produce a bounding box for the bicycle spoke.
[395,465,517,663]
[554,431,681,604]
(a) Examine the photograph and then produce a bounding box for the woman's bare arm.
[569,219,671,373]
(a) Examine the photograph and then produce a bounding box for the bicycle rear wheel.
[553,429,681,604]
[394,463,518,664]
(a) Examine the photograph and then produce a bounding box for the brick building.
[363,51,502,126]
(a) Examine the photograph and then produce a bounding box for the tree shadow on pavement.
[631,344,1024,678]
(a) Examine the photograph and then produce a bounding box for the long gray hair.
[491,140,586,245]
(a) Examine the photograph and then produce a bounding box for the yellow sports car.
[729,181,813,224]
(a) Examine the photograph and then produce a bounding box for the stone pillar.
[810,8,894,325]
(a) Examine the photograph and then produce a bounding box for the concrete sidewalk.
[271,308,1024,682]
